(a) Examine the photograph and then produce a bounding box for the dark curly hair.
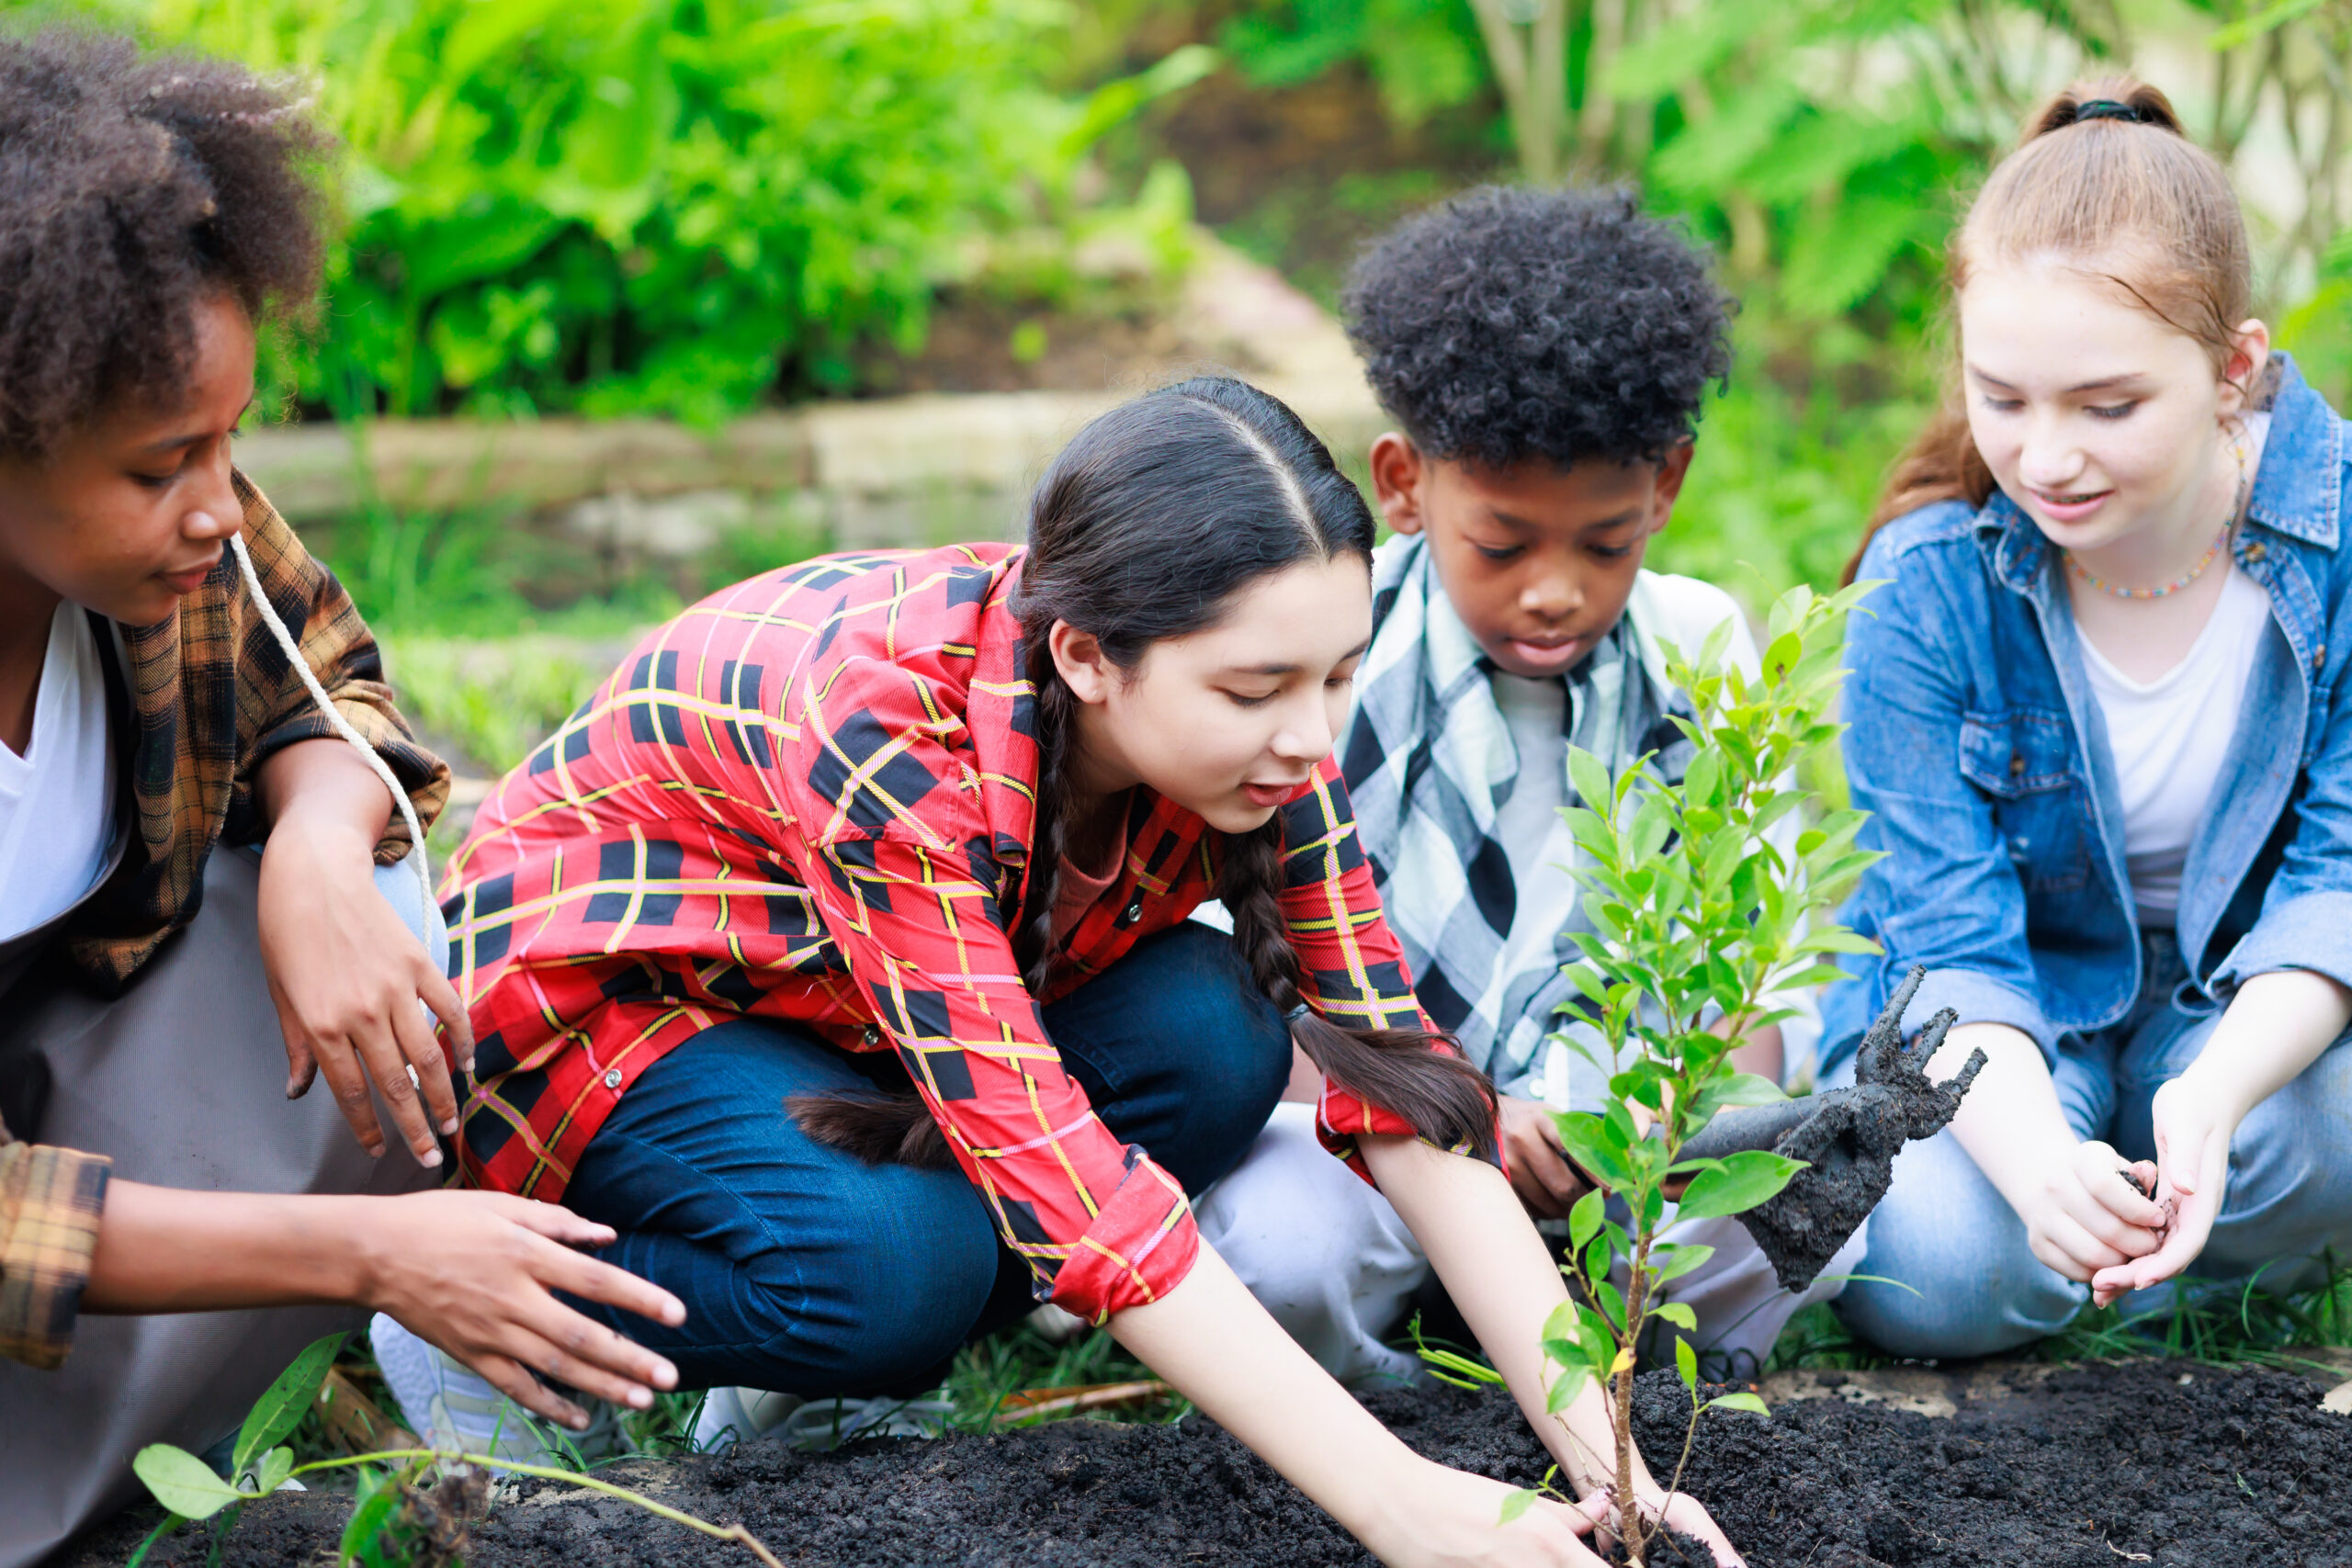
[1343,185,1735,470]
[0,28,330,459]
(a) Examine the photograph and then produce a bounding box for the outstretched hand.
[2091,1078,2232,1306]
[360,1190,685,1431]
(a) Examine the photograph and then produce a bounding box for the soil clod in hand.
[1679,964,1988,1290]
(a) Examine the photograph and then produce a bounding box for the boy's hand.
[259,810,472,1168]
[2018,1138,2166,1283]
[1501,1096,1590,1219]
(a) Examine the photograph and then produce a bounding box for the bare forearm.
[1928,1021,2073,1212]
[1363,1134,1643,1496]
[1109,1246,1411,1531]
[254,736,392,842]
[84,1181,374,1314]
[2183,969,2352,1118]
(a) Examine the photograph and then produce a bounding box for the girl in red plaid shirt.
[435,378,1741,1567]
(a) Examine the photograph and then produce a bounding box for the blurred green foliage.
[1196,0,2351,595]
[87,0,1211,423]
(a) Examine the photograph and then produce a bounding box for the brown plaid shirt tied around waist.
[0,469,447,1367]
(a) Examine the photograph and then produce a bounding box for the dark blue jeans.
[561,922,1292,1395]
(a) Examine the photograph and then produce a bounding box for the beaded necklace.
[2063,429,2250,601]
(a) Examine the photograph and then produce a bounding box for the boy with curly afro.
[1193,186,1860,1386]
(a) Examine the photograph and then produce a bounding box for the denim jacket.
[1820,355,2352,1070]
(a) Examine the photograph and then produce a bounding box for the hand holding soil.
[2018,1139,2169,1288]
[2091,1075,2235,1304]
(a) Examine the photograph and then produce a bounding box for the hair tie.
[2075,99,2144,124]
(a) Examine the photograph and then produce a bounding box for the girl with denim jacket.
[1820,76,2352,1358]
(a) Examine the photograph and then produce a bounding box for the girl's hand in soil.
[1361,1458,1613,1567]
[1626,1483,1743,1567]
[356,1190,686,1429]
[256,739,475,1168]
[2018,1137,2168,1282]
[1501,1096,1591,1219]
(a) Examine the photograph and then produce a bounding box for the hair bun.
[2028,76,2185,141]
[2074,99,2144,124]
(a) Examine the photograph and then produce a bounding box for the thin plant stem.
[288,1449,786,1568]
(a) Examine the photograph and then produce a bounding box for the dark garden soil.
[70,1358,2352,1567]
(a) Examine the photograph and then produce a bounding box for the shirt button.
[1124,900,1143,921]
[602,1067,623,1090]
[2245,541,2267,563]
[863,1024,881,1045]
[2009,753,2026,778]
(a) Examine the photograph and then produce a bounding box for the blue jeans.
[560,922,1292,1394]
[1835,931,2352,1358]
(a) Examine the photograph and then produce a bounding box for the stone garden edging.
[236,236,1387,562]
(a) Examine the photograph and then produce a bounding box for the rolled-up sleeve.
[783,649,1195,1324]
[1843,538,2058,1061]
[2211,611,2352,997]
[0,1140,111,1370]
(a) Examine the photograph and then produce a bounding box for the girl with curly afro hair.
[0,32,680,1558]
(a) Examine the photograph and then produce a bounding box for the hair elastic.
[2075,99,2144,124]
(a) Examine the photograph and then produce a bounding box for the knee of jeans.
[2220,1061,2352,1225]
[737,1172,1001,1390]
[1835,1146,2081,1359]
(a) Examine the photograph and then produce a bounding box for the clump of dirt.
[73,1360,2352,1567]
[1679,965,1987,1291]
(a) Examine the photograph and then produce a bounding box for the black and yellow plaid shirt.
[0,470,446,1367]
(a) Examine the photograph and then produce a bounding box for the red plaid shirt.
[443,545,1450,1321]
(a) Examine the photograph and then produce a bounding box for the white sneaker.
[688,1386,953,1453]
[369,1313,630,1470]
[689,1386,806,1452]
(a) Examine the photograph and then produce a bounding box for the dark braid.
[1009,626,1080,990]
[1216,819,1496,1162]
[795,376,1496,1169]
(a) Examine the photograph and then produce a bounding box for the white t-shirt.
[0,604,117,942]
[1488,670,1581,1041]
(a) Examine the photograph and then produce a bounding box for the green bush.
[91,0,1210,422]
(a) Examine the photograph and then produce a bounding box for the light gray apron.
[0,840,446,1568]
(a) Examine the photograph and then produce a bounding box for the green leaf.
[1705,1391,1772,1417]
[1566,748,1614,814]
[1693,1072,1789,1121]
[1677,1149,1808,1222]
[1650,1240,1715,1284]
[237,1334,345,1472]
[341,1476,404,1564]
[1675,1335,1700,1391]
[254,1448,295,1496]
[1652,1301,1698,1332]
[1567,1188,1605,1254]
[132,1446,243,1520]
[1499,1485,1541,1524]
[1545,1356,1594,1414]
[1552,1111,1629,1189]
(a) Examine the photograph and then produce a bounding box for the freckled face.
[1059,557,1373,836]
[1369,434,1689,680]
[0,292,255,627]
[1959,256,2256,556]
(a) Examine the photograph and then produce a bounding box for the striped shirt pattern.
[442,544,1442,1321]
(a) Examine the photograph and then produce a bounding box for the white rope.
[228,532,435,914]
